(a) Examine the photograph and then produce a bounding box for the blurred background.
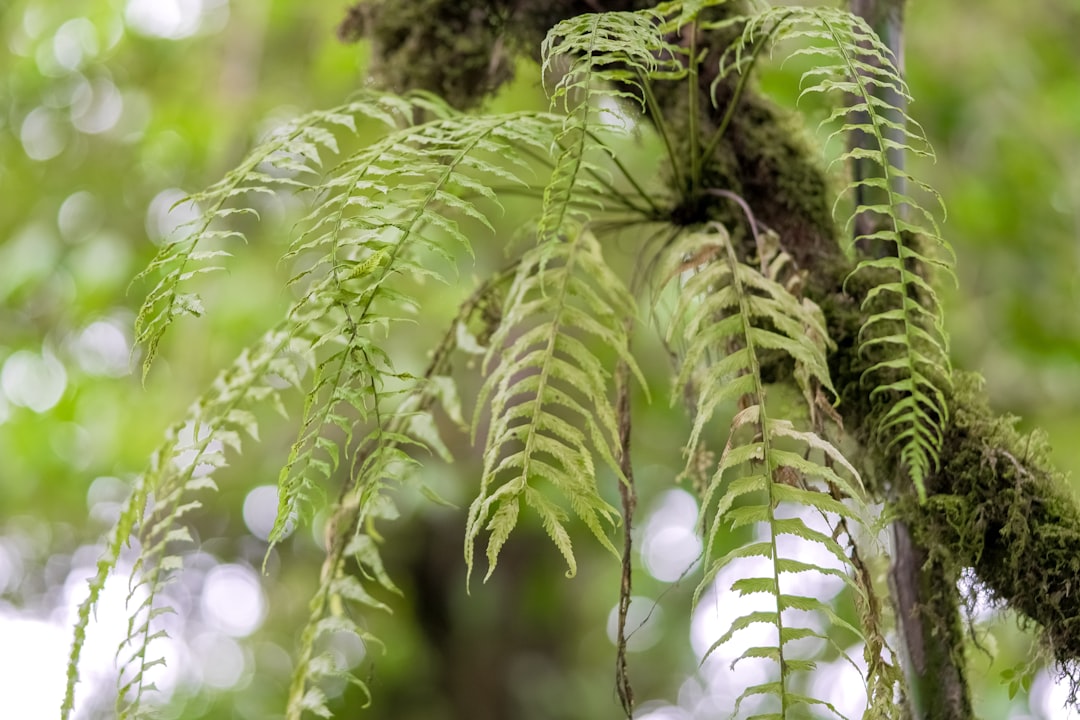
[0,0,1078,718]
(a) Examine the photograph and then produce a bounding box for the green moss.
[340,0,515,109]
[899,372,1080,690]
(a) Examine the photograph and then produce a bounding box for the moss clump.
[337,0,660,110]
[704,89,841,281]
[904,372,1080,689]
[338,0,515,109]
[643,9,844,293]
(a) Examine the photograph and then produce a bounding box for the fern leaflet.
[132,92,452,378]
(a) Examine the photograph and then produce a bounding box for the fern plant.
[63,1,976,718]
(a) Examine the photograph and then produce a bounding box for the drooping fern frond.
[455,13,674,584]
[283,271,514,720]
[664,224,835,477]
[662,223,884,717]
[283,419,415,720]
[132,92,451,379]
[466,224,645,582]
[265,109,560,554]
[71,325,305,719]
[719,6,954,500]
[71,94,573,718]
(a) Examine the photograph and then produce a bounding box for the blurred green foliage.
[1,1,1078,718]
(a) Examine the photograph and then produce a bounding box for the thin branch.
[613,328,637,719]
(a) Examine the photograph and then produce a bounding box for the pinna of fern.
[466,223,647,583]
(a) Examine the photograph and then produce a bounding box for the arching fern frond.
[662,223,878,718]
[719,6,954,500]
[267,110,560,553]
[77,325,305,719]
[132,91,453,379]
[283,271,514,720]
[74,99,567,719]
[467,225,644,583]
[543,8,675,117]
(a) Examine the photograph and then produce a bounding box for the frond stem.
[638,72,686,198]
[514,141,652,216]
[613,347,637,718]
[583,128,662,215]
[698,15,788,167]
[687,22,702,193]
[722,235,789,716]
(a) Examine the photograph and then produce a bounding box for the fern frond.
[93,95,567,719]
[267,111,560,558]
[466,225,644,583]
[284,426,412,720]
[663,225,835,480]
[265,112,571,716]
[61,477,148,720]
[663,224,875,718]
[108,325,303,717]
[132,92,452,379]
[543,9,675,116]
[541,9,678,228]
[283,276,511,718]
[721,6,953,500]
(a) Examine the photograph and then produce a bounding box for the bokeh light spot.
[0,617,67,720]
[87,476,130,525]
[72,320,131,377]
[52,18,98,71]
[71,77,123,134]
[606,596,663,652]
[242,485,291,542]
[191,632,247,689]
[58,191,104,242]
[1,349,67,413]
[642,489,702,582]
[146,188,199,244]
[20,106,66,161]
[125,0,214,40]
[200,564,266,637]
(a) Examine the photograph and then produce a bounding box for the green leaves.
[133,93,444,380]
[467,226,643,582]
[75,3,965,718]
[663,225,889,718]
[723,6,954,499]
[82,95,568,719]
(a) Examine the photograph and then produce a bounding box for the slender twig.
[687,22,702,192]
[613,330,637,719]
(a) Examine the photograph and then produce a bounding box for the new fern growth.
[65,2,963,718]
